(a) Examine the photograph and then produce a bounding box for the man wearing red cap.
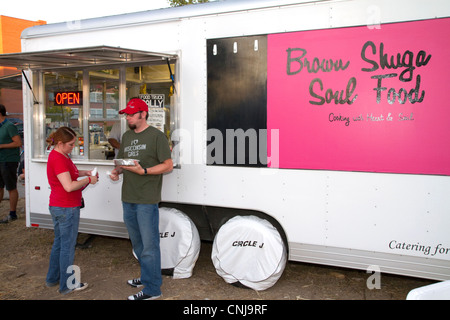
[110,97,173,300]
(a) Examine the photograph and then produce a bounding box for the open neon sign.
[54,91,82,106]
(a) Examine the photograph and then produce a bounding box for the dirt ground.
[0,197,436,301]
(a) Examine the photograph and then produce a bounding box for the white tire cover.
[211,215,287,291]
[159,207,201,279]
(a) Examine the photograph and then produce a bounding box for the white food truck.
[1,0,449,289]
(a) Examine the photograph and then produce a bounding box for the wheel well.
[159,202,288,253]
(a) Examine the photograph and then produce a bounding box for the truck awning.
[0,46,177,70]
[0,73,22,90]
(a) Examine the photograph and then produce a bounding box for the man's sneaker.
[127,290,161,300]
[127,278,143,288]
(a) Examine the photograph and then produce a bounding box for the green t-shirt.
[0,120,20,162]
[117,126,172,204]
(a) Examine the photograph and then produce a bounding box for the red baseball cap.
[119,98,148,114]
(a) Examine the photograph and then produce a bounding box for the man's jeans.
[46,206,80,294]
[123,202,162,296]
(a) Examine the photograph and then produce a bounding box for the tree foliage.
[169,0,209,7]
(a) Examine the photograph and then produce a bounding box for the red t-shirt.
[47,150,82,207]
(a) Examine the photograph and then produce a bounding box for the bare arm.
[57,171,98,193]
[0,135,22,149]
[108,138,120,150]
[146,158,173,175]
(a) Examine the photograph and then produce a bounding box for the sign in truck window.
[267,18,450,175]
[139,94,165,133]
[54,91,82,106]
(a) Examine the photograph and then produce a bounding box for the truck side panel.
[21,0,450,280]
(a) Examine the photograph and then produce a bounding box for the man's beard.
[127,112,142,130]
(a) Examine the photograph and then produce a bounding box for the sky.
[1,0,171,24]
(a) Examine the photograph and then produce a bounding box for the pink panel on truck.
[267,18,450,175]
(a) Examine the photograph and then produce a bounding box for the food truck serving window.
[37,63,176,161]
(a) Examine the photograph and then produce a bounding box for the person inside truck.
[107,121,121,159]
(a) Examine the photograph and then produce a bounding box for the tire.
[211,215,287,291]
[132,207,201,279]
[159,207,201,279]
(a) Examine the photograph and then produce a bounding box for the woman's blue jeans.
[46,206,80,294]
[122,202,162,296]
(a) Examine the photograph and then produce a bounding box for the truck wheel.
[159,207,201,278]
[211,215,287,291]
[132,207,201,279]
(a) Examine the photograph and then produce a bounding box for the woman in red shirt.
[45,127,98,294]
